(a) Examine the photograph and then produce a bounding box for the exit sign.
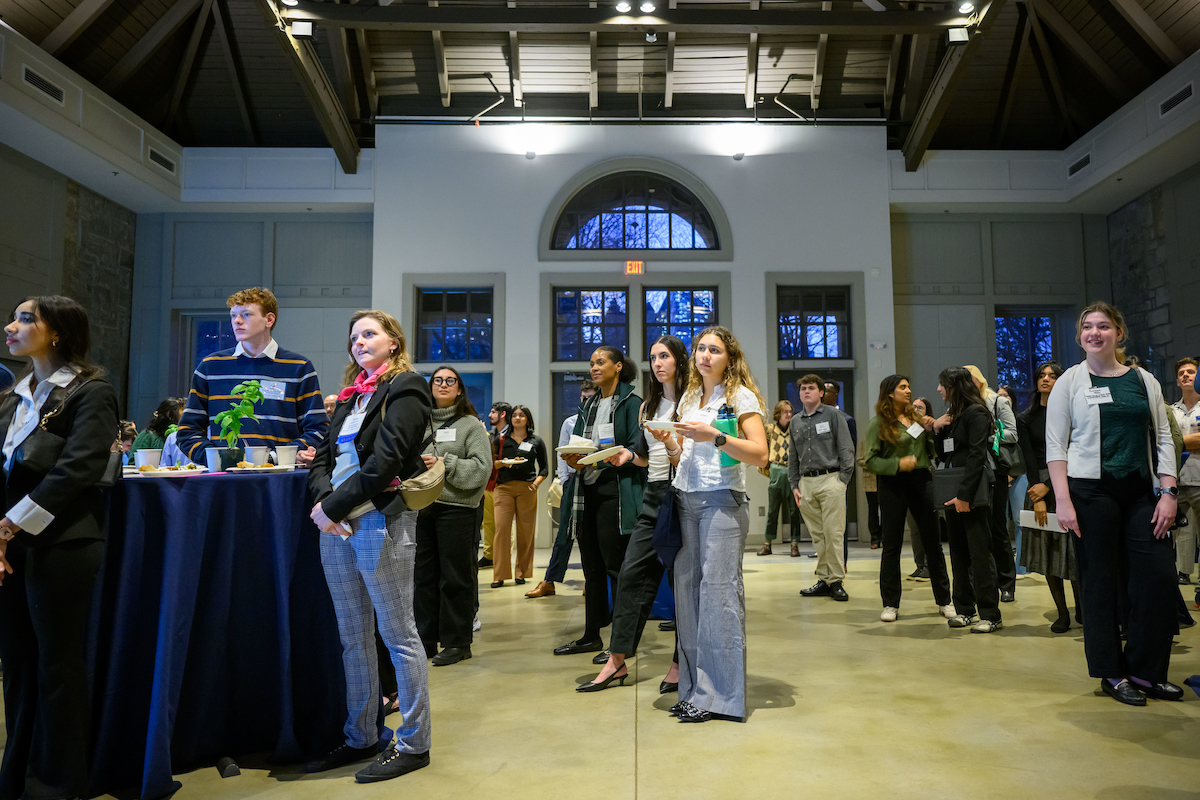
[625,260,645,275]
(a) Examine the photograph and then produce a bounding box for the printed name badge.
[261,380,287,401]
[519,441,534,452]
[1085,387,1114,406]
[815,421,831,435]
[597,422,616,449]
[338,412,365,444]
[435,428,457,443]
[906,422,925,439]
[943,438,955,453]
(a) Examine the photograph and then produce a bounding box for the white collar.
[234,338,279,360]
[15,366,79,400]
[1173,397,1200,413]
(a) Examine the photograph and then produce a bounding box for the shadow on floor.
[647,672,796,720]
[1057,696,1200,759]
[1094,788,1200,799]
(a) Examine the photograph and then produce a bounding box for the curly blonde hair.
[680,326,766,426]
[342,310,414,388]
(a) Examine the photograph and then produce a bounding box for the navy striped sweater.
[177,346,329,460]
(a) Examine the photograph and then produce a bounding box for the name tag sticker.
[943,438,955,453]
[338,412,365,444]
[1085,387,1114,406]
[261,380,287,401]
[436,428,457,443]
[815,421,832,435]
[906,422,925,439]
[597,422,616,449]
[519,441,534,453]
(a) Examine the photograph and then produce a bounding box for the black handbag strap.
[420,414,464,454]
[38,376,96,430]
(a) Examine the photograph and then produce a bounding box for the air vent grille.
[1067,154,1091,178]
[22,65,65,105]
[1160,83,1194,117]
[148,148,177,174]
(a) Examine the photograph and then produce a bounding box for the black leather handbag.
[931,463,993,509]
[14,379,121,488]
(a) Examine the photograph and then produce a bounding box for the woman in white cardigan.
[1045,302,1180,707]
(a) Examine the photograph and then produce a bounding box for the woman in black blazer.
[932,366,1002,633]
[0,296,119,800]
[306,310,434,783]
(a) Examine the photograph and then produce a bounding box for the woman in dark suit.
[306,309,434,783]
[0,296,119,800]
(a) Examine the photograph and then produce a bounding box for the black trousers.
[989,478,1018,594]
[0,538,104,800]
[577,473,628,642]
[1069,474,1176,682]
[414,502,478,650]
[865,490,881,545]
[945,505,1001,622]
[878,471,951,608]
[609,481,678,661]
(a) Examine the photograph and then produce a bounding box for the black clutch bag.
[13,380,122,489]
[931,465,992,509]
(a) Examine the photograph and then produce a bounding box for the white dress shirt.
[2,366,79,534]
[233,338,279,360]
[672,384,764,494]
[556,414,578,485]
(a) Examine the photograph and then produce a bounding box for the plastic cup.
[134,449,162,469]
[206,449,224,472]
[244,446,270,466]
[274,446,298,466]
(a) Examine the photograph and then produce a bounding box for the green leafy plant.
[165,424,179,436]
[212,380,264,449]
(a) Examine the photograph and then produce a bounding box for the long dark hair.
[510,404,535,435]
[149,397,186,437]
[594,345,639,385]
[4,296,104,394]
[429,365,478,418]
[643,335,688,423]
[939,366,991,423]
[1026,361,1065,413]
[874,374,923,447]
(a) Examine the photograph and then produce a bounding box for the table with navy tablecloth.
[89,470,347,800]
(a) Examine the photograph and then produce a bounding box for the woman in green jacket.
[553,345,646,658]
[865,374,953,623]
[130,397,185,456]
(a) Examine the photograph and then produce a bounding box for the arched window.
[551,171,719,251]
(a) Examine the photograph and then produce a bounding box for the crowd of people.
[0,288,1196,797]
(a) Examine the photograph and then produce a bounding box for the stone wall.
[61,180,136,413]
[1107,186,1174,382]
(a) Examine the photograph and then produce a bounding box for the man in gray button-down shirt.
[789,374,855,600]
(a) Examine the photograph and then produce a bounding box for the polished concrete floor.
[5,544,1200,799]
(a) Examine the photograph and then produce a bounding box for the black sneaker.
[1179,572,1192,585]
[909,567,931,582]
[304,742,380,773]
[477,556,493,569]
[355,746,430,783]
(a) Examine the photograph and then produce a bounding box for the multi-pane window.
[416,288,493,362]
[551,172,719,251]
[552,371,592,439]
[644,288,716,356]
[777,287,850,360]
[554,289,628,361]
[996,314,1055,410]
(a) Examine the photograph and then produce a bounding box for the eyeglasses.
[432,376,459,386]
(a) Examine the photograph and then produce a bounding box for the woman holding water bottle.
[664,327,768,723]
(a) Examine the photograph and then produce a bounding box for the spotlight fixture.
[526,151,537,160]
[645,29,657,42]
[947,26,970,44]
[640,1,656,11]
[733,153,745,161]
[615,1,631,11]
[280,0,298,6]
[290,19,314,37]
[958,1,974,12]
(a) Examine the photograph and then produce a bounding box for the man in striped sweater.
[177,287,328,466]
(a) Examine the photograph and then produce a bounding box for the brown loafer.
[757,543,772,556]
[525,580,555,598]
[790,543,800,558]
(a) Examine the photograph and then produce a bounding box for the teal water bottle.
[715,404,739,467]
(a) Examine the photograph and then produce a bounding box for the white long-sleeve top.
[1045,362,1176,483]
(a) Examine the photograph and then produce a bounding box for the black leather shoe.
[576,668,629,693]
[477,557,492,569]
[431,646,472,666]
[305,742,380,773]
[669,700,695,716]
[355,747,430,783]
[677,705,712,723]
[1136,680,1184,701]
[1000,590,1015,603]
[658,620,676,631]
[592,649,611,665]
[490,580,504,588]
[800,581,831,597]
[1101,679,1146,706]
[515,578,526,585]
[553,638,603,656]
[1179,572,1192,585]
[659,680,678,694]
[828,582,849,602]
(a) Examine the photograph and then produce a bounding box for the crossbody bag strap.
[38,377,96,431]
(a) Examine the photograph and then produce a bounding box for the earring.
[52,340,58,347]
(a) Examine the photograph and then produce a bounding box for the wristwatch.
[714,433,727,448]
[1158,486,1179,497]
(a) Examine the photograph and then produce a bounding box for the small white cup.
[205,449,224,472]
[274,445,298,466]
[135,449,162,469]
[244,446,270,466]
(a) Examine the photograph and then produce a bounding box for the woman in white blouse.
[664,326,768,723]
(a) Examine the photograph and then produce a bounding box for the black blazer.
[308,371,434,522]
[935,404,993,503]
[0,377,120,548]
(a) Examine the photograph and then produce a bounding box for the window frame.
[642,286,720,359]
[552,287,631,363]
[414,286,495,364]
[775,285,852,361]
[994,308,1061,411]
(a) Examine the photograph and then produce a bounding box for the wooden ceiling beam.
[1030,0,1131,100]
[902,0,1008,171]
[211,0,257,145]
[251,0,359,173]
[41,0,117,56]
[509,31,523,107]
[99,0,204,93]
[745,32,759,109]
[664,30,676,108]
[991,3,1029,147]
[1105,0,1184,67]
[811,1,831,110]
[285,2,969,35]
[883,34,903,118]
[1026,1,1073,139]
[165,0,215,132]
[354,29,379,118]
[589,31,599,108]
[900,31,930,121]
[328,4,362,124]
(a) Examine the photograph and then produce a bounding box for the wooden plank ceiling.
[1,0,1197,157]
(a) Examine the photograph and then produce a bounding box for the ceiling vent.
[148,147,177,175]
[21,65,65,105]
[1159,82,1194,118]
[1067,153,1091,178]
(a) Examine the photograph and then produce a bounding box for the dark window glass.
[551,172,718,251]
[644,287,717,358]
[552,371,592,440]
[195,318,238,367]
[995,314,1056,410]
[416,288,493,363]
[777,287,850,360]
[553,289,628,361]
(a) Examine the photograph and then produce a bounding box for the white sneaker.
[947,613,978,628]
[472,614,482,632]
[939,604,956,619]
[880,607,898,622]
[971,619,1002,634]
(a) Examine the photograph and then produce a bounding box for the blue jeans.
[1007,474,1028,574]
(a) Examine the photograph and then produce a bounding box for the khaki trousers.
[482,489,496,559]
[492,481,538,580]
[798,471,848,583]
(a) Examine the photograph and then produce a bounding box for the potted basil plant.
[210,380,264,470]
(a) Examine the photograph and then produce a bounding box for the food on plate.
[137,464,156,472]
[236,461,255,469]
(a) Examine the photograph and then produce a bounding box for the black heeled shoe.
[576,668,629,693]
[490,580,504,588]
[659,680,678,694]
[677,705,712,723]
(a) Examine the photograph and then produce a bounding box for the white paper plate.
[576,445,626,466]
[498,458,528,466]
[555,445,597,455]
[227,465,297,473]
[644,421,685,432]
[130,466,209,476]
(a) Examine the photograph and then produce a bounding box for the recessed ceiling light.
[615,1,632,12]
[281,0,298,6]
[641,1,656,11]
[958,2,975,12]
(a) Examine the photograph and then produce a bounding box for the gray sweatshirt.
[421,406,493,508]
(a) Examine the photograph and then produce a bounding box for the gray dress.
[1017,403,1079,581]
